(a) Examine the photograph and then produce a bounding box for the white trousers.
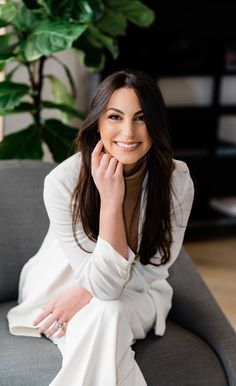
[48,289,156,386]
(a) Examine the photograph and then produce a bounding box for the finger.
[115,161,123,175]
[33,308,53,326]
[46,323,58,337]
[47,321,67,338]
[99,153,112,170]
[106,157,118,175]
[91,140,104,169]
[56,325,67,338]
[38,314,57,334]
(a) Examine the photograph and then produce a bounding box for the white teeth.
[116,142,139,149]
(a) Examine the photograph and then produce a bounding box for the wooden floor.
[184,237,236,331]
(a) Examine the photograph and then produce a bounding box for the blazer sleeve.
[144,162,194,336]
[43,174,136,301]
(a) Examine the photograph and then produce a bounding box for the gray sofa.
[0,159,236,386]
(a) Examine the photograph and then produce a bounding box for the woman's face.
[98,87,152,170]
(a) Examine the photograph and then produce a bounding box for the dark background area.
[102,1,236,239]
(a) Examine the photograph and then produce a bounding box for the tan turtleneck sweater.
[123,158,147,254]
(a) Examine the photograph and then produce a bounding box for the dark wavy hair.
[71,69,175,266]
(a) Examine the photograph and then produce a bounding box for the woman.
[8,69,194,386]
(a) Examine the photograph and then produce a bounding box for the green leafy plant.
[0,0,154,162]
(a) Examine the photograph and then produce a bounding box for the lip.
[114,141,141,152]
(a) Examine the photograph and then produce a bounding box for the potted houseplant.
[0,0,155,162]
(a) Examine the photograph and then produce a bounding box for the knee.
[68,297,134,343]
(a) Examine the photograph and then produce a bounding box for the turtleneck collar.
[124,156,148,193]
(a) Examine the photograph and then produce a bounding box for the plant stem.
[35,56,46,127]
[27,56,46,127]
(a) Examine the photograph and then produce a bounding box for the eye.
[108,114,121,120]
[135,115,144,121]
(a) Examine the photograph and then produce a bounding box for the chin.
[116,155,142,165]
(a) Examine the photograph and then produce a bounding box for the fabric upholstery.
[0,159,236,386]
[0,160,55,302]
[168,248,236,386]
[135,320,228,386]
[0,302,61,386]
[0,302,227,386]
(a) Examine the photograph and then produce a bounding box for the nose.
[121,119,135,139]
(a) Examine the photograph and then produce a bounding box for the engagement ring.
[55,320,66,331]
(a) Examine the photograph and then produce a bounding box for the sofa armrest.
[0,160,55,302]
[168,247,236,386]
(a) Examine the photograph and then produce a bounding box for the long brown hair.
[71,69,175,266]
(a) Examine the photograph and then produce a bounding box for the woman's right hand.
[91,140,125,208]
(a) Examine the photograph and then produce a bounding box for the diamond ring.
[55,320,66,331]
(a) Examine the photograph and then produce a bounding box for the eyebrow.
[105,108,143,115]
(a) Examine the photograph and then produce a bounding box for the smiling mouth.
[115,141,141,150]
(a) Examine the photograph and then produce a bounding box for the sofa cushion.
[0,301,61,386]
[0,302,227,386]
[134,319,228,386]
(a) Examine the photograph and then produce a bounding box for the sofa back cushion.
[0,160,56,302]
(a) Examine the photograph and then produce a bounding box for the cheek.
[98,124,108,140]
[142,131,152,148]
[147,137,153,148]
[143,142,152,156]
[99,124,117,144]
[98,129,115,154]
[99,131,112,145]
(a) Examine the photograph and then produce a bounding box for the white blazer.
[8,152,194,337]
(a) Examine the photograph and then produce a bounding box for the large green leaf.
[96,10,127,37]
[42,119,78,162]
[87,25,118,59]
[37,0,105,22]
[12,3,40,32]
[0,102,35,116]
[46,75,77,123]
[0,53,15,68]
[22,20,88,61]
[0,3,17,28]
[0,33,17,55]
[74,33,105,70]
[72,0,105,22]
[37,0,73,20]
[105,0,155,27]
[0,33,17,68]
[0,81,30,111]
[42,100,85,120]
[0,125,43,160]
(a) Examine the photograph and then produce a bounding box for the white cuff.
[96,236,136,271]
